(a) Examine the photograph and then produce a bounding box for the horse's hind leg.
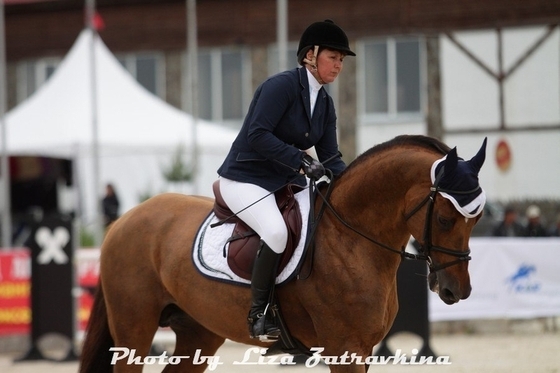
[104,285,161,372]
[161,305,225,372]
[108,312,160,372]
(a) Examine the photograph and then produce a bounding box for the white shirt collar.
[306,68,323,92]
[306,68,323,115]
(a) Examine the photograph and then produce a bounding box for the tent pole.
[86,0,103,246]
[0,1,12,249]
[186,0,199,195]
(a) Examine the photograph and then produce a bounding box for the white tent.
[4,29,237,226]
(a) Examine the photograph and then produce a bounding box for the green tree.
[162,144,193,182]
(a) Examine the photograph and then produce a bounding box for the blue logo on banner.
[506,264,540,293]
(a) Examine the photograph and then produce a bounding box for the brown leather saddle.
[212,180,304,280]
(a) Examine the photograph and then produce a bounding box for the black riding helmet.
[297,19,356,65]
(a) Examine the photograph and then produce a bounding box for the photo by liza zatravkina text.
[109,346,451,369]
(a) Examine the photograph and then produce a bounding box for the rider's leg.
[219,178,288,253]
[219,178,287,339]
[247,240,281,339]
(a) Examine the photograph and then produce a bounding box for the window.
[16,58,61,103]
[194,48,251,126]
[117,53,165,99]
[268,44,299,75]
[396,40,421,112]
[196,53,212,121]
[16,54,164,103]
[221,51,243,120]
[360,37,423,122]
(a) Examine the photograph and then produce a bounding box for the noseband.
[404,167,474,272]
[311,167,474,274]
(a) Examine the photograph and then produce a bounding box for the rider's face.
[315,49,345,84]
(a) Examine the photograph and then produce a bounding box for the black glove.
[301,154,325,179]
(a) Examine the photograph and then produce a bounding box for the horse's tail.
[79,281,114,373]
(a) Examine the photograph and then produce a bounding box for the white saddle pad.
[192,189,310,286]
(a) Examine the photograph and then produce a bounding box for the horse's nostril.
[442,287,456,300]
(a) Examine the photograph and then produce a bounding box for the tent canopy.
[4,29,237,224]
[6,28,235,155]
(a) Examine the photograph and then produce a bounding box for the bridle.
[308,167,475,274]
[402,166,474,272]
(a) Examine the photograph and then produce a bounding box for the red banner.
[0,249,31,335]
[0,248,100,335]
[75,249,101,331]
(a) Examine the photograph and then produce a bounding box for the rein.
[306,167,473,275]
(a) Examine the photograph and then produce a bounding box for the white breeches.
[219,177,287,254]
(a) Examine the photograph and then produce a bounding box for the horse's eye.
[437,216,454,230]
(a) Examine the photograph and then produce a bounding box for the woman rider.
[217,19,355,340]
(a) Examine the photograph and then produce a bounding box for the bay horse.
[79,135,486,372]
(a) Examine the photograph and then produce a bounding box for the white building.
[358,25,560,203]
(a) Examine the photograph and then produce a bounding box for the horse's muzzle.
[428,271,471,305]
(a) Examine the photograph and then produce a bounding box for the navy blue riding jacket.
[217,67,346,191]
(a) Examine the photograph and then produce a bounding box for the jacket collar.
[298,66,324,123]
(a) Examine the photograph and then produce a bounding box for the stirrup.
[248,306,280,341]
[258,332,280,343]
[254,321,280,342]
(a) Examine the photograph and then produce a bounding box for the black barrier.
[17,214,78,362]
[374,243,437,359]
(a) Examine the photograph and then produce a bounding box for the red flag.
[92,11,105,31]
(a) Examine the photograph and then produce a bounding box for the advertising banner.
[0,248,100,335]
[2,239,559,334]
[429,238,560,321]
[0,249,30,335]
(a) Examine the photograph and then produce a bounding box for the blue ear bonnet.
[431,138,487,218]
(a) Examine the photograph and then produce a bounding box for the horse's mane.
[341,135,451,175]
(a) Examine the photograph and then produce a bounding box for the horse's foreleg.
[317,347,374,373]
[162,311,225,372]
[313,320,385,373]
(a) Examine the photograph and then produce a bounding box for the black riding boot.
[247,241,281,340]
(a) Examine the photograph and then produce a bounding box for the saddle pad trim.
[192,190,310,287]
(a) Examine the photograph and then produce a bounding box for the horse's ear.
[469,137,487,173]
[444,147,459,173]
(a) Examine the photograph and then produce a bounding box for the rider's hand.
[301,154,325,179]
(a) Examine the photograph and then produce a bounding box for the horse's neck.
[332,153,424,218]
[324,150,434,254]
[309,148,438,302]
